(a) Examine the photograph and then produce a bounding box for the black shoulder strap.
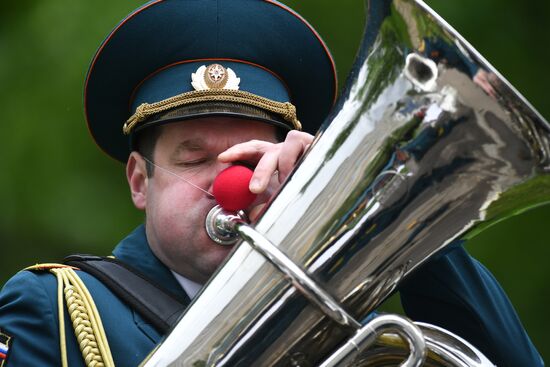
[64,254,188,335]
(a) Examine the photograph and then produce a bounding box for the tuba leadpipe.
[142,0,550,365]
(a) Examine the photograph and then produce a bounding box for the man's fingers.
[277,131,312,182]
[218,140,270,163]
[249,147,280,193]
[217,131,314,194]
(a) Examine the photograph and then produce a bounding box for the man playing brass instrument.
[0,0,543,366]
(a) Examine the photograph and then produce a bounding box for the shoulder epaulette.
[25,263,79,271]
[26,262,114,367]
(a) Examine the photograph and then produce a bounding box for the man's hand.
[217,130,313,194]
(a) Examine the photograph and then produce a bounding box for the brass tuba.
[142,0,550,365]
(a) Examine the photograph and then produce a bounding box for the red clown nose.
[213,165,257,211]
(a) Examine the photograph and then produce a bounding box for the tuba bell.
[142,0,550,365]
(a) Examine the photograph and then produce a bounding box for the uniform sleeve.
[399,244,544,367]
[0,270,62,366]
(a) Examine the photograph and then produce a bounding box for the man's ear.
[127,152,148,210]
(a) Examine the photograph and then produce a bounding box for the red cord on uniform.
[212,165,257,211]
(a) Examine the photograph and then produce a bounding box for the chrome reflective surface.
[320,314,426,367]
[235,222,362,330]
[356,322,495,367]
[142,0,550,365]
[205,205,248,245]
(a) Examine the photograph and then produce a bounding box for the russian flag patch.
[0,329,11,366]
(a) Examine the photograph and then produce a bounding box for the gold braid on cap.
[123,89,301,135]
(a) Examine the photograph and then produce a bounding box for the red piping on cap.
[265,0,338,105]
[83,0,164,162]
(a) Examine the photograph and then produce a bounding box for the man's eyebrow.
[179,139,205,150]
[170,139,206,158]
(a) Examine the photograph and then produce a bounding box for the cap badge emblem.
[191,64,240,91]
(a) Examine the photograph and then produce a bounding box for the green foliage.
[1,0,548,361]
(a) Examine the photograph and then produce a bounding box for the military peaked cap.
[85,0,337,162]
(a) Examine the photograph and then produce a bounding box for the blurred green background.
[1,0,548,362]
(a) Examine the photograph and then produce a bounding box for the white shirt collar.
[171,270,203,300]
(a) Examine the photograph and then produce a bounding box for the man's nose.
[206,161,233,192]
